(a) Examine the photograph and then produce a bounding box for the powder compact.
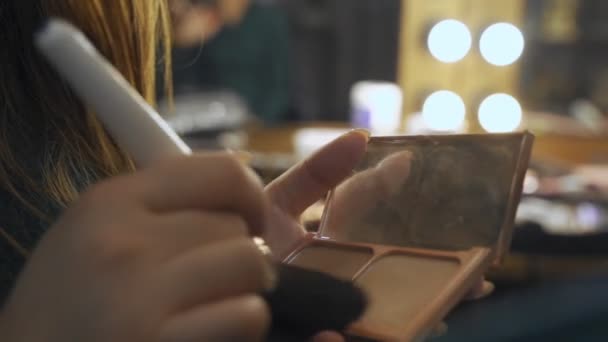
[283,132,534,341]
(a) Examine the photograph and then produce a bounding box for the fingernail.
[226,149,253,165]
[349,128,371,142]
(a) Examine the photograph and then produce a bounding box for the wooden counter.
[531,134,608,166]
[246,123,608,167]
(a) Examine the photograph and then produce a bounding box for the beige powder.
[355,253,459,333]
[289,244,373,281]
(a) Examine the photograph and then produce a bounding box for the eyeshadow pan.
[354,253,460,332]
[288,244,373,281]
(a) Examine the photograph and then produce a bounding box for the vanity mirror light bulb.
[427,19,472,63]
[478,93,523,133]
[480,23,525,66]
[422,90,466,132]
[351,81,403,136]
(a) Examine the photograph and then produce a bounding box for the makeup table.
[242,123,608,165]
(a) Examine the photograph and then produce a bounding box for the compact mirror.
[319,133,532,255]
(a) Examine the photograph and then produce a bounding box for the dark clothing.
[170,3,290,123]
[0,157,93,305]
[0,189,60,305]
[438,272,608,342]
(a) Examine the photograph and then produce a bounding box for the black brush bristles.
[263,264,368,341]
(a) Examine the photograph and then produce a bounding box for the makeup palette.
[283,132,534,341]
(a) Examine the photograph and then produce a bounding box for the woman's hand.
[1,153,275,342]
[263,130,371,259]
[264,130,493,340]
[263,129,369,342]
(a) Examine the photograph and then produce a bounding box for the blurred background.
[159,0,608,335]
[160,0,608,161]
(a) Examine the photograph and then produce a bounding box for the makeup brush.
[35,19,368,340]
[263,264,367,340]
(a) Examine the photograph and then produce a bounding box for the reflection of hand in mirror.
[325,142,516,251]
[323,151,413,241]
[322,147,494,338]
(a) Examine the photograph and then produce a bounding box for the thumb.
[265,129,369,218]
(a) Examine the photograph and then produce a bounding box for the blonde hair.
[0,0,172,223]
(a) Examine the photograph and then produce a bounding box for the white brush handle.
[35,19,192,167]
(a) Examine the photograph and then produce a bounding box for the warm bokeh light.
[478,93,523,133]
[422,90,466,131]
[523,170,539,194]
[351,81,403,135]
[479,23,525,66]
[427,19,472,63]
[293,128,350,160]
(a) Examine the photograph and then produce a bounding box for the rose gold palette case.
[283,132,534,341]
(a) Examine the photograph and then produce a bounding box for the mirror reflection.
[322,135,524,251]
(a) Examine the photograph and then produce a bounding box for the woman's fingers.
[464,279,495,301]
[428,280,494,339]
[335,150,412,203]
[149,211,249,259]
[266,130,369,218]
[3,152,278,342]
[310,331,345,342]
[375,151,413,196]
[323,151,412,236]
[139,154,270,236]
[160,294,271,342]
[158,238,276,310]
